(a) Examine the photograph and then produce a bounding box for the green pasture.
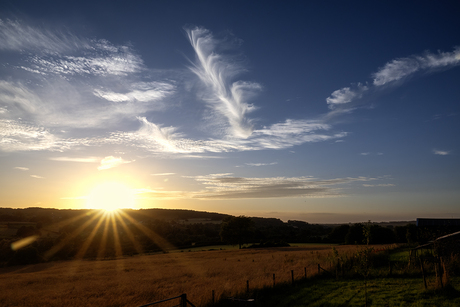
[252,276,460,307]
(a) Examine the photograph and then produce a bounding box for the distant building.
[416,218,460,227]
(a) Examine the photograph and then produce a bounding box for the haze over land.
[0,1,459,223]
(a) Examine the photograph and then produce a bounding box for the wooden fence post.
[212,290,215,304]
[291,270,294,285]
[419,258,427,289]
[180,294,187,307]
[318,264,320,275]
[273,273,275,287]
[247,280,249,293]
[304,267,307,279]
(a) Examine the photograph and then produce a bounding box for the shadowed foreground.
[0,245,363,307]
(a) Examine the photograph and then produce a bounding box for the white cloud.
[14,167,29,171]
[373,47,460,86]
[0,22,346,155]
[97,156,133,170]
[363,184,395,187]
[245,162,278,167]
[433,149,450,156]
[0,19,89,53]
[151,173,176,176]
[93,82,174,103]
[326,84,368,107]
[30,49,143,77]
[0,20,175,133]
[30,175,44,179]
[325,47,460,110]
[0,120,60,152]
[186,27,260,138]
[49,157,100,163]
[103,117,346,155]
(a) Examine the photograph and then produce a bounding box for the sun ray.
[117,209,175,252]
[113,210,144,255]
[116,211,207,279]
[74,213,106,260]
[10,210,94,252]
[109,212,124,271]
[97,215,110,260]
[44,210,105,260]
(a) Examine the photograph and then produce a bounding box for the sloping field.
[0,245,365,307]
[254,276,460,306]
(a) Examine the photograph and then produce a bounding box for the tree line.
[0,208,438,267]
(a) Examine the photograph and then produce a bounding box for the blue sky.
[0,1,459,223]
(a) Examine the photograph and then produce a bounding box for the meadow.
[0,244,368,307]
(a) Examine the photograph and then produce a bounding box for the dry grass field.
[0,245,382,307]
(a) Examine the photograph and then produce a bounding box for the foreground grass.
[0,245,363,307]
[252,276,460,306]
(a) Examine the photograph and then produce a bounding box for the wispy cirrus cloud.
[326,47,460,112]
[104,117,346,154]
[373,48,460,86]
[30,175,44,179]
[187,173,377,199]
[186,27,260,139]
[0,19,89,53]
[0,19,177,153]
[0,21,345,155]
[0,119,60,152]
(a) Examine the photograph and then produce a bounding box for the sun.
[86,182,135,211]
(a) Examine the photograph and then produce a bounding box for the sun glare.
[86,182,135,211]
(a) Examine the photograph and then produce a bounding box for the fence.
[137,294,196,307]
[136,265,328,307]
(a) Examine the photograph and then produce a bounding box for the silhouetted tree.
[220,216,254,249]
[327,224,350,243]
[406,224,418,244]
[345,223,365,245]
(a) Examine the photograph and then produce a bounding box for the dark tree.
[220,216,254,249]
[327,224,350,243]
[406,224,418,244]
[345,223,365,245]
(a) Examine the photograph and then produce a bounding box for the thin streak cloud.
[49,157,100,163]
[14,167,29,171]
[433,149,451,156]
[151,173,176,176]
[188,174,377,199]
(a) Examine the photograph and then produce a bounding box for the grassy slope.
[254,275,460,306]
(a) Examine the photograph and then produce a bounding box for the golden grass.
[0,245,378,307]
